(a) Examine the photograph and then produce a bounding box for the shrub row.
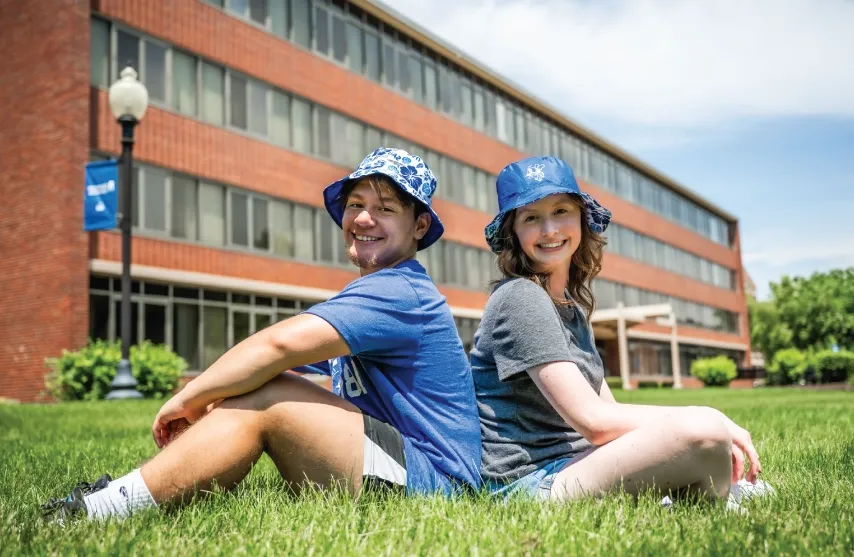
[766,348,854,386]
[45,340,187,401]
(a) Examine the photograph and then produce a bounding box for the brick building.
[0,0,751,402]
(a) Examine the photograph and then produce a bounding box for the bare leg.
[140,374,365,505]
[551,407,732,501]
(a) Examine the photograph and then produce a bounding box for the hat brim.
[485,185,611,253]
[323,173,444,251]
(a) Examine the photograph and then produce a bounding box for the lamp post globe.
[106,66,148,400]
[109,66,149,121]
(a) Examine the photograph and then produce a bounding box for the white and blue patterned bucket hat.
[485,156,611,253]
[322,147,444,250]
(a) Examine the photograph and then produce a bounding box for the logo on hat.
[526,164,545,182]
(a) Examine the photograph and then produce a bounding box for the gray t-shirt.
[471,278,605,483]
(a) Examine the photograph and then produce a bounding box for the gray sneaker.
[41,474,112,524]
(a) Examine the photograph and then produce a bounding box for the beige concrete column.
[670,311,683,389]
[617,302,631,390]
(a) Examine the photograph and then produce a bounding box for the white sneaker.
[659,479,774,513]
[729,479,775,505]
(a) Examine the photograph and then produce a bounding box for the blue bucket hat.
[322,147,444,251]
[484,156,612,253]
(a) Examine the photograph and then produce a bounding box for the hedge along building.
[0,0,751,402]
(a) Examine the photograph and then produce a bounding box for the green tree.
[749,268,854,362]
[748,296,793,361]
[771,268,854,351]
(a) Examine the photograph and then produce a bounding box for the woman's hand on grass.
[722,417,762,484]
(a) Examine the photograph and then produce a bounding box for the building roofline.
[356,0,738,223]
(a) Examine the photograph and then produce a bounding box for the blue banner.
[84,160,119,231]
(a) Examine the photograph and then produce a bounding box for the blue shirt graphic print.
[299,260,481,494]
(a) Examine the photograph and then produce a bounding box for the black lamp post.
[106,66,148,400]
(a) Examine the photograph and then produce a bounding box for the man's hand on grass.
[152,394,211,449]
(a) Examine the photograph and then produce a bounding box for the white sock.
[83,469,157,520]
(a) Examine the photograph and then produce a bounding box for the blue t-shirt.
[295,259,481,494]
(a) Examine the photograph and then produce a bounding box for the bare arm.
[180,313,349,407]
[528,361,762,481]
[152,314,349,447]
[528,361,705,446]
[598,379,617,403]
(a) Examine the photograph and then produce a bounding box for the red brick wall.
[0,0,91,402]
[90,1,748,329]
[0,0,749,400]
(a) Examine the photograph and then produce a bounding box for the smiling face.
[512,193,583,275]
[340,176,431,276]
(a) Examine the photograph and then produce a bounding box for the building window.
[408,52,423,103]
[364,30,381,82]
[143,41,167,104]
[317,214,336,263]
[293,204,315,260]
[345,20,363,73]
[313,5,329,56]
[90,18,110,88]
[253,197,270,250]
[203,306,228,368]
[201,62,225,126]
[171,50,197,117]
[248,80,269,135]
[116,30,139,78]
[142,168,168,232]
[423,61,437,110]
[229,74,248,130]
[314,106,331,158]
[270,90,291,147]
[171,176,198,241]
[230,191,250,247]
[173,303,200,369]
[382,34,398,89]
[398,48,411,96]
[331,12,347,64]
[271,200,294,257]
[199,182,226,246]
[291,0,311,48]
[291,97,312,153]
[227,0,248,18]
[248,0,268,26]
[270,0,288,38]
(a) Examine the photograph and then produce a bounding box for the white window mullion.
[225,188,233,246]
[139,39,147,84]
[247,193,255,251]
[137,167,146,232]
[224,70,232,130]
[165,173,173,238]
[165,46,173,108]
[110,23,118,82]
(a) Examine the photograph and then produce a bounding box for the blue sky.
[381,0,854,299]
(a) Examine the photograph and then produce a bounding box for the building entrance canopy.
[591,303,681,390]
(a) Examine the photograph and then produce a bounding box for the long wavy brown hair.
[491,195,607,320]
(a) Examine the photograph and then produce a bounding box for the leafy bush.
[767,348,807,385]
[605,376,624,390]
[46,340,187,401]
[637,380,672,389]
[691,356,738,387]
[811,350,854,384]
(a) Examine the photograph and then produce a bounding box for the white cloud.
[380,0,854,128]
[745,244,854,267]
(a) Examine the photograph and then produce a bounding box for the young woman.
[471,155,762,503]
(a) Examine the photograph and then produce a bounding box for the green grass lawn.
[2,388,853,555]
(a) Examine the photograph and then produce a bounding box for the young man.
[42,148,481,521]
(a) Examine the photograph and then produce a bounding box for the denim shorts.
[488,457,572,501]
